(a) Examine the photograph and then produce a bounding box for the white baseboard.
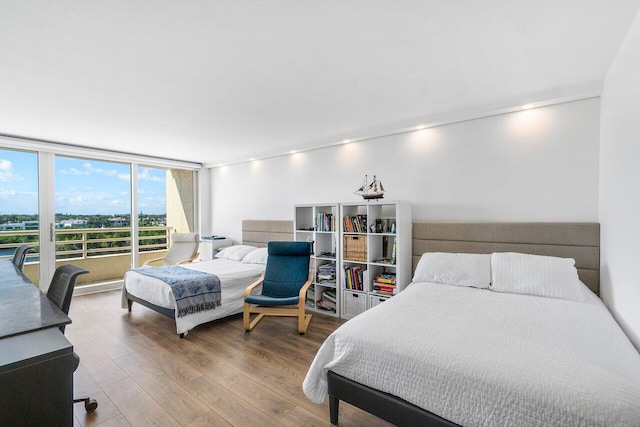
[73,280,123,296]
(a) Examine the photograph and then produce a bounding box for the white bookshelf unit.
[340,201,412,319]
[294,203,340,317]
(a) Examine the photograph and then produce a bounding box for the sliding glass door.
[54,156,132,287]
[1,139,199,290]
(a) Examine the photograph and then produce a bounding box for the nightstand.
[199,238,233,261]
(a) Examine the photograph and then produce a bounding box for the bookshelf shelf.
[339,201,411,319]
[294,203,340,317]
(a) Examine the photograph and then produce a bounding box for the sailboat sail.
[354,175,385,200]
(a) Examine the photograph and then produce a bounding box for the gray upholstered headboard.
[242,220,293,248]
[412,222,600,294]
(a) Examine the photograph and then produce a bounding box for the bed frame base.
[125,291,185,338]
[327,371,459,427]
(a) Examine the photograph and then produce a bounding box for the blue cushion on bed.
[260,241,311,299]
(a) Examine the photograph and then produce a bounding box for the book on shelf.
[343,215,367,233]
[375,272,396,285]
[372,290,394,296]
[316,298,336,312]
[306,287,315,305]
[391,237,397,264]
[344,266,364,291]
[316,212,335,232]
[318,251,336,259]
[373,283,396,295]
[317,262,336,282]
[321,290,336,303]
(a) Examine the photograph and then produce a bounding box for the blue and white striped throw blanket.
[131,266,221,318]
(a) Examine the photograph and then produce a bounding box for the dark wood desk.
[0,260,71,338]
[0,260,75,426]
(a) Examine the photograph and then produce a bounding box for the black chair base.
[74,397,98,413]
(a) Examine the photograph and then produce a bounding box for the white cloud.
[139,168,165,183]
[55,190,130,214]
[0,159,22,182]
[59,167,87,175]
[0,159,12,171]
[0,188,17,198]
[59,162,128,179]
[118,173,130,180]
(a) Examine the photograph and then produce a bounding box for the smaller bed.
[122,257,265,336]
[122,220,293,336]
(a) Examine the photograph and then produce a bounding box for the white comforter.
[122,259,264,335]
[303,282,640,427]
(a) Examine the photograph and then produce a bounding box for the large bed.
[122,220,292,336]
[303,222,640,426]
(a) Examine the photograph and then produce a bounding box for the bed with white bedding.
[122,257,265,335]
[304,280,640,426]
[303,222,640,426]
[122,219,293,336]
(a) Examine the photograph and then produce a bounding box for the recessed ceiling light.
[522,104,534,110]
[290,150,297,154]
[342,139,350,144]
[249,158,256,161]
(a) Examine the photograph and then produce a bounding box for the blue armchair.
[243,241,313,334]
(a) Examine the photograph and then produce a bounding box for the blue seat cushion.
[245,295,300,306]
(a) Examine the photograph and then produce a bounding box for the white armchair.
[143,233,200,267]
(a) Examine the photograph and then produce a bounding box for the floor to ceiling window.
[54,156,133,286]
[137,165,196,267]
[0,148,40,285]
[0,138,199,290]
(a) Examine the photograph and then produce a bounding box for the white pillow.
[412,252,491,289]
[241,247,268,264]
[215,245,257,261]
[490,252,584,302]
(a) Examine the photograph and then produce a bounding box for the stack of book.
[343,215,367,233]
[316,213,335,231]
[306,285,315,307]
[372,272,396,296]
[316,289,336,313]
[317,262,336,284]
[344,266,364,291]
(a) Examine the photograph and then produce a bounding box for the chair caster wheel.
[85,399,98,413]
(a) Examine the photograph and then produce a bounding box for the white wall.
[599,10,640,350]
[198,168,212,236]
[211,98,600,243]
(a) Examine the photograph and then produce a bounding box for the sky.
[0,148,167,215]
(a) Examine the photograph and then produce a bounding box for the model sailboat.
[354,175,385,201]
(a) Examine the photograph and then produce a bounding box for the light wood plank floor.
[67,290,393,427]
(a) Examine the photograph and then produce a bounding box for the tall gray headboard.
[242,220,293,247]
[412,222,600,294]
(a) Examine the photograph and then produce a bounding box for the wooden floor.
[68,290,393,427]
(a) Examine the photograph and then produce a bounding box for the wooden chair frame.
[243,271,314,334]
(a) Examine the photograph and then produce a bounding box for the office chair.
[12,245,32,271]
[143,232,200,266]
[46,265,98,413]
[243,241,313,334]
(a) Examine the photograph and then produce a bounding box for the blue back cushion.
[262,241,311,298]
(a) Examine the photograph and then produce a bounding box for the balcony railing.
[0,226,172,261]
[0,226,173,286]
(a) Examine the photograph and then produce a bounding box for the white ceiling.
[1,0,639,165]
